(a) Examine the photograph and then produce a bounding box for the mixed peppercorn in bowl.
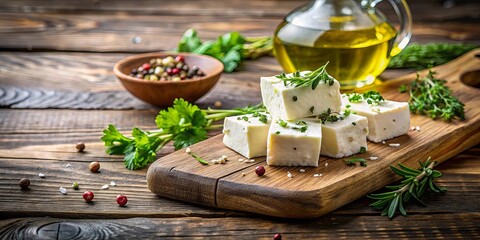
[114,52,223,106]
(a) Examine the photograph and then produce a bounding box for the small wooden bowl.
[114,52,223,107]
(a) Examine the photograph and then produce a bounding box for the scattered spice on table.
[116,195,128,207]
[255,166,265,176]
[19,178,30,189]
[83,191,94,202]
[89,161,100,172]
[76,142,85,152]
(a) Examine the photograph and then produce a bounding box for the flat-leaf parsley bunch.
[102,99,265,170]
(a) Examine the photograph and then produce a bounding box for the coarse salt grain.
[221,155,228,161]
[59,187,67,195]
[325,162,329,167]
[410,126,416,131]
[219,158,226,164]
[389,143,401,147]
[109,181,116,186]
[287,172,293,178]
[381,141,386,144]
[211,159,219,164]
[238,158,244,162]
[416,126,421,132]
[38,173,45,178]
[313,173,323,177]
[185,147,192,154]
[242,172,246,176]
[101,184,109,190]
[65,163,71,168]
[299,169,305,173]
[368,156,379,160]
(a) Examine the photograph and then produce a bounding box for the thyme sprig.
[275,62,334,90]
[347,91,385,105]
[368,157,446,219]
[317,108,352,124]
[400,70,465,121]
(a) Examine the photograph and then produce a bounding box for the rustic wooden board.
[147,49,480,218]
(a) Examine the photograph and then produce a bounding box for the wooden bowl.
[114,52,223,107]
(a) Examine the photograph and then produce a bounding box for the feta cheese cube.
[222,113,271,158]
[320,114,368,158]
[341,95,410,142]
[267,119,322,167]
[261,73,342,120]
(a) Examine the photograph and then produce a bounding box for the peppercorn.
[89,161,100,173]
[76,142,85,152]
[214,101,222,108]
[83,191,94,202]
[142,63,151,71]
[116,195,128,207]
[273,233,282,240]
[255,166,266,176]
[19,178,30,189]
[72,182,79,190]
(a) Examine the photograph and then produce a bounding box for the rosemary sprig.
[368,157,446,219]
[191,152,209,165]
[401,70,465,121]
[275,62,334,90]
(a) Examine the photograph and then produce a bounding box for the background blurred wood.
[0,0,479,238]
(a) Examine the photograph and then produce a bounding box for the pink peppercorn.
[116,195,128,207]
[255,166,266,176]
[141,63,151,71]
[83,191,94,202]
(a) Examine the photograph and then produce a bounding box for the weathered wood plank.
[0,52,277,109]
[1,213,479,239]
[0,13,478,52]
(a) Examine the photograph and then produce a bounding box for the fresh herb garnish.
[317,108,351,124]
[401,70,465,121]
[352,122,357,126]
[309,106,315,114]
[177,29,272,72]
[275,131,280,135]
[191,152,209,165]
[292,96,298,101]
[278,119,288,128]
[347,91,384,105]
[275,62,334,90]
[368,157,446,219]
[388,43,478,70]
[102,99,266,170]
[359,146,367,154]
[345,157,367,167]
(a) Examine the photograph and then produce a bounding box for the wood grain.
[0,52,278,109]
[147,49,480,218]
[0,13,478,52]
[1,213,480,239]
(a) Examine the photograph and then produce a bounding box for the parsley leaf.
[102,99,266,170]
[275,62,334,90]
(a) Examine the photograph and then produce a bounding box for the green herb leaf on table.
[275,62,334,90]
[177,29,272,72]
[102,99,266,170]
[191,152,209,165]
[400,70,465,121]
[368,157,446,219]
[388,43,478,70]
[344,157,367,167]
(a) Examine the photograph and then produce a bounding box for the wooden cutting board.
[147,49,480,218]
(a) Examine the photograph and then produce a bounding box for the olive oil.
[274,21,398,88]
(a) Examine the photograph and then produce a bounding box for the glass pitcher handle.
[372,0,412,56]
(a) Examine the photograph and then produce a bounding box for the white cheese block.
[260,73,342,120]
[266,118,322,167]
[320,114,368,158]
[341,95,410,143]
[222,113,271,158]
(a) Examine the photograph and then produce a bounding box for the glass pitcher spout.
[273,0,412,89]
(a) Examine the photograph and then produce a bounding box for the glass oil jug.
[273,0,412,89]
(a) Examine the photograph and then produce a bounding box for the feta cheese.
[222,113,271,158]
[266,119,322,167]
[341,95,410,143]
[261,73,342,120]
[320,114,368,158]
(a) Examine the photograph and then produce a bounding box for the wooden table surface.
[1,0,479,239]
